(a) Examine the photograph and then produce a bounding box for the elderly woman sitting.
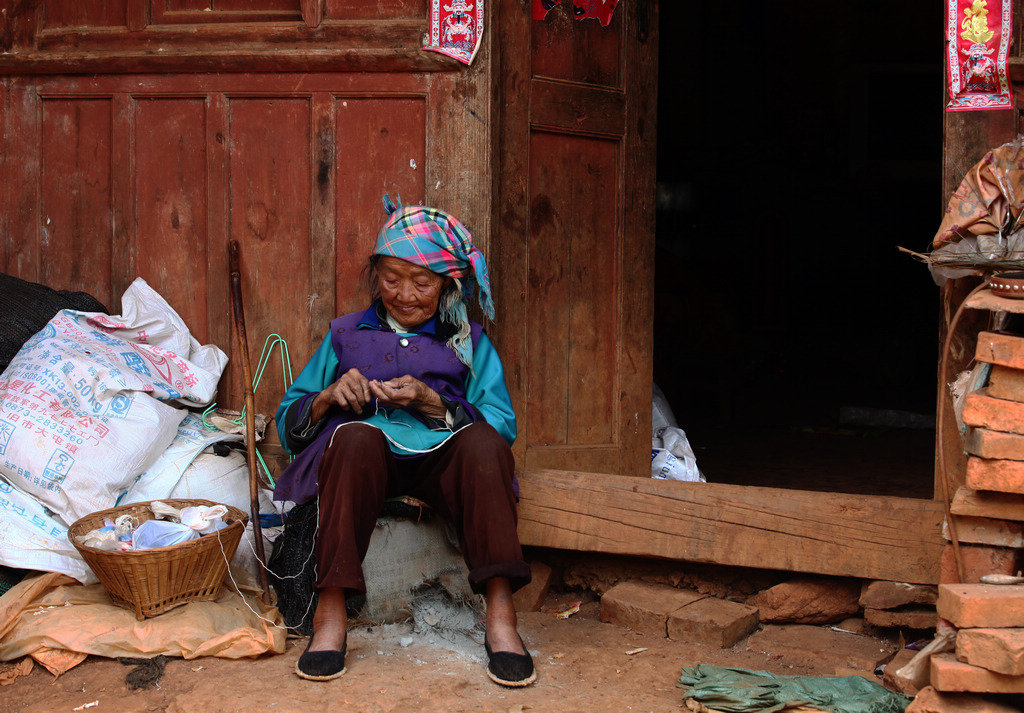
[272,196,534,687]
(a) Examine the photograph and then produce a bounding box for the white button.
[399,338,409,347]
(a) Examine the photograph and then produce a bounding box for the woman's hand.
[310,367,373,423]
[370,376,448,421]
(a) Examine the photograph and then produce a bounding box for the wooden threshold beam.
[516,469,946,584]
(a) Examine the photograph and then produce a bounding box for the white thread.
[220,419,473,630]
[214,511,319,632]
[327,417,471,455]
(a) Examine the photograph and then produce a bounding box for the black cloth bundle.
[0,273,108,373]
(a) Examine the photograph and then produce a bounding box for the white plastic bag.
[179,504,229,535]
[132,519,200,550]
[651,426,705,482]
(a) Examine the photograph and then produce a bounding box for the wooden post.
[229,240,271,604]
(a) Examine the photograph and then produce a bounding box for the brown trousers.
[314,421,530,596]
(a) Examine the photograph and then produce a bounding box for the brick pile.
[912,329,1024,707]
[931,584,1024,695]
[959,331,1024,585]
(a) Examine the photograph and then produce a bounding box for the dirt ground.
[0,586,912,713]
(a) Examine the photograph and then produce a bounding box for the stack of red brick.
[916,330,1024,705]
[958,330,1024,584]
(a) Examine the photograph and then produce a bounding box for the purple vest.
[328,309,480,406]
[272,306,482,504]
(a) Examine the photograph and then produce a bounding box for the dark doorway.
[653,1,941,498]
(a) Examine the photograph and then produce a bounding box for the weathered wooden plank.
[206,92,232,377]
[941,99,1016,212]
[308,92,337,354]
[516,469,947,584]
[0,48,452,76]
[2,0,41,54]
[35,22,426,51]
[618,0,657,473]
[424,66,492,268]
[43,0,127,29]
[110,93,134,306]
[491,0,532,467]
[527,132,572,444]
[27,71,427,98]
[126,1,146,32]
[566,135,618,445]
[529,79,625,137]
[0,80,8,273]
[952,487,1024,521]
[4,80,40,283]
[154,1,298,24]
[300,0,324,28]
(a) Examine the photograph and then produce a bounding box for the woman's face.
[376,256,450,329]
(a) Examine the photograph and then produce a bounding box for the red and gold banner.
[946,0,1013,111]
[425,0,484,65]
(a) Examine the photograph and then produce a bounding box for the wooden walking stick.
[229,240,271,604]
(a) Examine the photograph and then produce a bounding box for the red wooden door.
[0,1,493,426]
[3,73,434,423]
[494,1,658,477]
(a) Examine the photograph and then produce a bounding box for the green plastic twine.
[202,334,295,487]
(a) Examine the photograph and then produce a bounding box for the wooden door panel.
[505,2,649,477]
[326,0,427,20]
[530,9,621,86]
[334,96,426,317]
[153,0,300,24]
[530,79,626,137]
[517,469,947,584]
[43,2,127,29]
[40,98,115,304]
[134,98,210,340]
[527,131,619,448]
[227,96,314,416]
[174,0,298,11]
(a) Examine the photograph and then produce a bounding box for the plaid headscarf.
[373,194,495,320]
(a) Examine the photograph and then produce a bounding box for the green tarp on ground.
[679,665,912,713]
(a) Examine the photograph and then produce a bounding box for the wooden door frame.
[493,0,946,585]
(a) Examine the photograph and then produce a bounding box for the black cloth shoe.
[295,637,347,681]
[484,636,537,687]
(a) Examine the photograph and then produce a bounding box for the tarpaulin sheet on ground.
[0,569,285,675]
[678,665,912,713]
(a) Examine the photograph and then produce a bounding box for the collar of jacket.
[357,299,459,342]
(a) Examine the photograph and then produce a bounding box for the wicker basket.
[68,498,249,620]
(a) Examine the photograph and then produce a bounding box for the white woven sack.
[0,278,228,524]
[0,478,95,583]
[119,412,243,505]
